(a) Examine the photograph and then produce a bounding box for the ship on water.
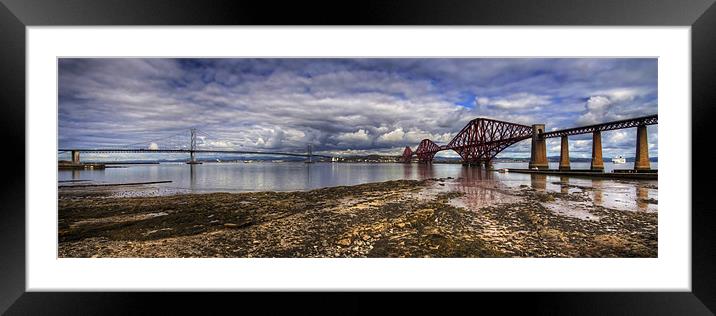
[612,155,626,164]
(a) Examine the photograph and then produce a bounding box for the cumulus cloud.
[607,131,628,143]
[336,129,371,144]
[585,95,612,112]
[577,87,655,125]
[377,128,406,143]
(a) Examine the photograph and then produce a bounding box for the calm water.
[59,162,656,190]
[59,162,657,213]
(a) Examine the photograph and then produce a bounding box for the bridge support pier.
[559,136,570,170]
[529,124,549,169]
[591,131,604,171]
[186,150,202,164]
[634,125,651,170]
[71,150,80,164]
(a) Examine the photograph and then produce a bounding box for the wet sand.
[58,171,657,258]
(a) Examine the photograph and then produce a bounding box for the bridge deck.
[540,114,657,138]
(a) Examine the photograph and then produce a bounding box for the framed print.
[2,0,715,314]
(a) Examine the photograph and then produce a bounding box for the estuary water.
[59,162,658,213]
[58,161,657,193]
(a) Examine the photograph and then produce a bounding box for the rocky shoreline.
[58,178,657,258]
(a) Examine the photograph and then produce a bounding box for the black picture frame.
[1,0,715,314]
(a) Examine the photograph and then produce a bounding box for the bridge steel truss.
[540,114,658,138]
[405,118,533,164]
[401,114,657,164]
[447,118,533,165]
[414,139,444,163]
[401,146,413,163]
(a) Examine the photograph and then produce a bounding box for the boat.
[612,155,626,164]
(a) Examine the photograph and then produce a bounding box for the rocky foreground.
[58,178,657,258]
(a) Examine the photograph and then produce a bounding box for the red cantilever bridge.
[401,114,658,171]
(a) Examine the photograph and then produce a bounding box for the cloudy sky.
[58,58,658,159]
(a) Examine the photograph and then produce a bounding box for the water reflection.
[58,162,657,215]
[559,176,569,194]
[460,165,484,182]
[467,165,492,181]
[592,179,603,207]
[447,166,515,210]
[417,163,435,179]
[403,163,413,179]
[190,164,196,191]
[636,183,649,212]
[60,162,471,192]
[530,174,547,191]
[305,163,311,189]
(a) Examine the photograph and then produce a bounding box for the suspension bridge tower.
[187,128,202,164]
[305,144,313,164]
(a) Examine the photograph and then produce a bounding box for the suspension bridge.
[59,128,333,164]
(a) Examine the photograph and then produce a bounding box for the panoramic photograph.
[57,58,658,258]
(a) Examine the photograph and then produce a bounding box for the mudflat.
[58,178,657,258]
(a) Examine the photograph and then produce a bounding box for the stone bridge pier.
[590,131,604,171]
[634,125,651,170]
[528,124,548,169]
[530,123,651,172]
[559,136,570,170]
